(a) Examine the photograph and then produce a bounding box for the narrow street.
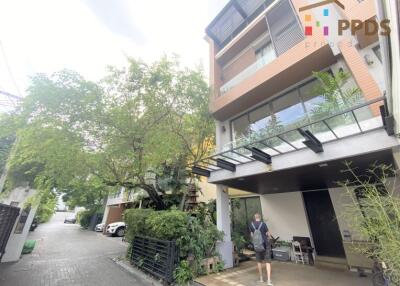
[0,212,152,286]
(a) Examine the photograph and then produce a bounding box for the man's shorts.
[255,242,272,263]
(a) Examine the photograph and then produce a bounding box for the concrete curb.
[111,257,163,286]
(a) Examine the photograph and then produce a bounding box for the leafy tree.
[310,70,362,120]
[4,57,214,210]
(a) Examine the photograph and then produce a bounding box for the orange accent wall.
[339,39,382,116]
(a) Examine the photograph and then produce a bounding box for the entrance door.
[303,190,345,257]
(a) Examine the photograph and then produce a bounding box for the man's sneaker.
[258,277,264,283]
[267,281,273,286]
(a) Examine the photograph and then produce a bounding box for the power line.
[0,40,22,97]
[0,90,22,100]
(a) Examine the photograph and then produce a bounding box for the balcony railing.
[220,52,276,95]
[192,97,387,173]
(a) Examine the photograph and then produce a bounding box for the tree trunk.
[141,184,166,210]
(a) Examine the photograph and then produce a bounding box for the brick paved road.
[0,212,152,286]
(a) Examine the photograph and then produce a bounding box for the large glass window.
[232,114,250,142]
[256,42,276,69]
[272,89,306,130]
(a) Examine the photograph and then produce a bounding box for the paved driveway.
[0,212,152,286]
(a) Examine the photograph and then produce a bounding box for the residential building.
[200,0,400,269]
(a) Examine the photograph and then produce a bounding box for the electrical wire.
[0,40,22,98]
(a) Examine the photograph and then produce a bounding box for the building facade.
[201,0,400,269]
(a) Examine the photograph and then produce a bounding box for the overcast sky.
[0,0,228,103]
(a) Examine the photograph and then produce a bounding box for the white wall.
[260,192,311,242]
[1,187,37,263]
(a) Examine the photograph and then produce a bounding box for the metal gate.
[0,203,20,261]
[130,235,179,283]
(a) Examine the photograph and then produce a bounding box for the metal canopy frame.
[191,97,387,174]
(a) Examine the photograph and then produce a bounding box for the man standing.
[250,213,273,285]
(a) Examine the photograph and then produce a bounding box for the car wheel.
[116,227,125,237]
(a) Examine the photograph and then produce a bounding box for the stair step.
[315,256,349,271]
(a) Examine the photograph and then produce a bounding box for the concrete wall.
[329,187,364,241]
[1,187,37,263]
[260,192,311,242]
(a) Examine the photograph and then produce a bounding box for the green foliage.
[146,209,189,240]
[35,189,57,223]
[77,209,97,228]
[123,208,154,242]
[311,70,362,121]
[232,232,246,254]
[173,260,194,286]
[3,57,214,211]
[125,207,224,281]
[341,163,400,284]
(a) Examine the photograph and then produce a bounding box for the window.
[299,79,326,120]
[232,114,250,141]
[266,0,304,56]
[372,45,382,63]
[272,89,306,129]
[255,42,276,68]
[249,104,272,134]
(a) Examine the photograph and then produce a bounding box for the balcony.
[206,0,274,49]
[192,97,389,175]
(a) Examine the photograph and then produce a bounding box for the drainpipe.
[374,0,400,135]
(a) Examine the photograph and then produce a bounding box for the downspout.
[374,0,400,135]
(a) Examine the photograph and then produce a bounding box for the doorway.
[303,190,345,257]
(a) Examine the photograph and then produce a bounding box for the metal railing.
[130,235,179,284]
[0,203,20,261]
[193,97,386,172]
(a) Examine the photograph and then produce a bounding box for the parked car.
[29,218,38,231]
[64,215,77,224]
[95,223,105,232]
[106,222,125,237]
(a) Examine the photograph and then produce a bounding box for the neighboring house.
[198,0,400,269]
[101,182,218,229]
[0,185,37,263]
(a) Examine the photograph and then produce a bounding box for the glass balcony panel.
[325,112,360,138]
[353,105,383,131]
[279,130,306,149]
[223,150,253,163]
[263,136,294,153]
[303,122,336,142]
[248,141,280,156]
[220,49,276,95]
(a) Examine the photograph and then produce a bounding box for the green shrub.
[123,208,154,242]
[146,209,189,240]
[126,207,224,282]
[342,163,400,284]
[77,210,92,228]
[173,260,194,286]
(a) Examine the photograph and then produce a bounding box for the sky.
[0,0,229,105]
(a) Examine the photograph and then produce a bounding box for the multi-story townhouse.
[196,0,400,269]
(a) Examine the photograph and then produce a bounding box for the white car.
[95,223,105,232]
[106,222,126,237]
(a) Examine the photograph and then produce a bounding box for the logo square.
[305,14,312,22]
[323,8,329,16]
[323,26,329,35]
[305,26,313,36]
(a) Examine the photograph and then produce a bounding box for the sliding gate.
[0,203,20,261]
